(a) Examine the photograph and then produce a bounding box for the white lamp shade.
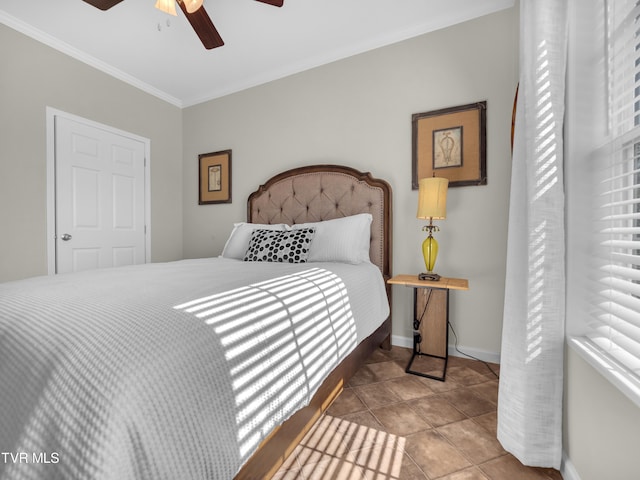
[155,0,177,15]
[417,177,448,220]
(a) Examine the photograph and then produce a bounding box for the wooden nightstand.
[387,274,469,381]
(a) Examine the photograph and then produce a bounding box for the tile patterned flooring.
[273,347,563,480]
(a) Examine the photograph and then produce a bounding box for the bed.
[0,164,392,480]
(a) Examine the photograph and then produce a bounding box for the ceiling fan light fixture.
[155,0,177,16]
[183,0,204,14]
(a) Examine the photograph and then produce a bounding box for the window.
[569,0,640,407]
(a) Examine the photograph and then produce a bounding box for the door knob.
[61,233,72,241]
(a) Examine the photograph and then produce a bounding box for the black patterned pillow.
[243,228,316,263]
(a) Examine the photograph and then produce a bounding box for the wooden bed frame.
[235,164,393,480]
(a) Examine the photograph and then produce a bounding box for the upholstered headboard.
[247,164,392,283]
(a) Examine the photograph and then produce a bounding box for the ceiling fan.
[81,0,284,50]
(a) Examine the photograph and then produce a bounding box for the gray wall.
[0,24,183,283]
[182,8,519,355]
[564,348,640,480]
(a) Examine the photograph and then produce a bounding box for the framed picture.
[511,84,519,153]
[199,149,232,204]
[412,101,487,188]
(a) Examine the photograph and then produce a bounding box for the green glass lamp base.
[421,234,440,280]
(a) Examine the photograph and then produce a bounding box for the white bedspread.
[0,258,389,480]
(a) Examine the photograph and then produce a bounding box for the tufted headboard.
[247,164,392,283]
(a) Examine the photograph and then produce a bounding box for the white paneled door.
[54,115,147,274]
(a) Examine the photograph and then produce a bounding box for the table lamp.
[416,176,448,281]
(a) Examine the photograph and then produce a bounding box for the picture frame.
[511,84,518,153]
[198,149,232,204]
[412,101,487,189]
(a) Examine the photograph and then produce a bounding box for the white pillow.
[291,213,372,264]
[220,222,289,259]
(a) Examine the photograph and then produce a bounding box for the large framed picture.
[199,149,232,204]
[412,101,487,188]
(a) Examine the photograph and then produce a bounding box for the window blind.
[575,0,640,403]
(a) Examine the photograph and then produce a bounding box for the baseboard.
[391,335,501,364]
[561,452,581,480]
[391,335,413,349]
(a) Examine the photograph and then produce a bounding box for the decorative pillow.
[220,222,289,260]
[243,228,316,263]
[291,213,372,264]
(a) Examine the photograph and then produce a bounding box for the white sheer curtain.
[497,0,568,469]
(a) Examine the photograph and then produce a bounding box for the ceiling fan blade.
[81,0,125,10]
[177,1,224,49]
[255,0,284,6]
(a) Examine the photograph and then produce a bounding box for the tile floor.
[273,347,563,480]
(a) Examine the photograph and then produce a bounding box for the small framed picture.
[412,101,487,188]
[433,126,463,168]
[199,149,232,204]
